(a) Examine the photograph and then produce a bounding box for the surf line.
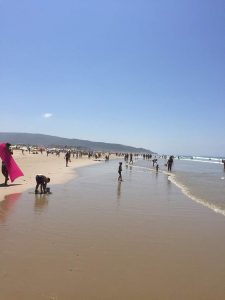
[128,165,162,173]
[165,171,225,217]
[127,165,225,217]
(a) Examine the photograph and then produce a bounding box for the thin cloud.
[43,113,53,118]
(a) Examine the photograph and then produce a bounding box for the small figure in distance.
[222,159,225,171]
[118,162,123,181]
[129,153,133,164]
[35,175,50,194]
[156,163,159,172]
[65,151,71,167]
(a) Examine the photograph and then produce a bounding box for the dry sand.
[0,150,101,201]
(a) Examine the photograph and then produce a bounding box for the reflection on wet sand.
[34,194,49,213]
[0,193,22,223]
[116,181,122,209]
[117,181,122,199]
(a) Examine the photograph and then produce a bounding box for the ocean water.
[135,156,225,216]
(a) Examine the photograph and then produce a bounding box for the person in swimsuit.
[65,151,71,167]
[1,143,13,186]
[35,175,50,194]
[2,161,9,186]
[167,156,174,172]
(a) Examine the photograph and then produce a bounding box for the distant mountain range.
[0,132,154,153]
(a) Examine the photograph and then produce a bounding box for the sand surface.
[0,150,101,201]
[1,157,225,300]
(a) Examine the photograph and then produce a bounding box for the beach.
[1,155,225,300]
[0,150,101,200]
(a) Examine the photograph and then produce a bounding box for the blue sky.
[1,0,225,156]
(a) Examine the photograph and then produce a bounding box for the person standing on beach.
[2,161,9,186]
[222,159,225,171]
[118,162,123,181]
[167,156,174,172]
[129,153,133,164]
[65,151,71,167]
[1,143,13,186]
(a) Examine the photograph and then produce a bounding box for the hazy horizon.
[1,131,224,158]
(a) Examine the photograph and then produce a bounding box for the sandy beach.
[0,150,102,201]
[1,156,225,300]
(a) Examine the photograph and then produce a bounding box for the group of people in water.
[118,154,175,181]
[0,144,174,189]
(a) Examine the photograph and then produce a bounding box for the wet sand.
[0,160,225,300]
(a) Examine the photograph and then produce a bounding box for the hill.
[0,132,154,153]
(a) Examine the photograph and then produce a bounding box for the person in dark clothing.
[129,153,133,164]
[222,159,225,171]
[2,161,9,186]
[1,143,13,186]
[35,175,50,194]
[167,156,174,172]
[65,151,71,167]
[118,162,123,181]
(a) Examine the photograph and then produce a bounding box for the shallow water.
[0,160,225,300]
[136,157,225,214]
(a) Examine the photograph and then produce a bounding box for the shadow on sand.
[0,183,22,188]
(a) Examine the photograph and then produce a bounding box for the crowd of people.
[117,153,175,182]
[2,143,225,192]
[0,143,113,193]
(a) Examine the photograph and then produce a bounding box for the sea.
[134,155,225,216]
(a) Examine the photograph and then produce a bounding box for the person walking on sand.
[65,151,71,167]
[35,175,50,194]
[129,153,133,164]
[118,162,123,181]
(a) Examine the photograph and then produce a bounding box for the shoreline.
[0,150,102,201]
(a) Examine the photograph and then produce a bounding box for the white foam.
[164,171,225,217]
[127,164,225,217]
[181,158,222,164]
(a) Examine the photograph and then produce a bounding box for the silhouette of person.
[65,151,71,167]
[222,159,225,171]
[1,143,13,186]
[35,175,50,194]
[118,162,123,181]
[167,156,174,172]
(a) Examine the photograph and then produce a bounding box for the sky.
[1,0,225,156]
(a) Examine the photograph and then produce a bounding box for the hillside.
[0,132,154,153]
